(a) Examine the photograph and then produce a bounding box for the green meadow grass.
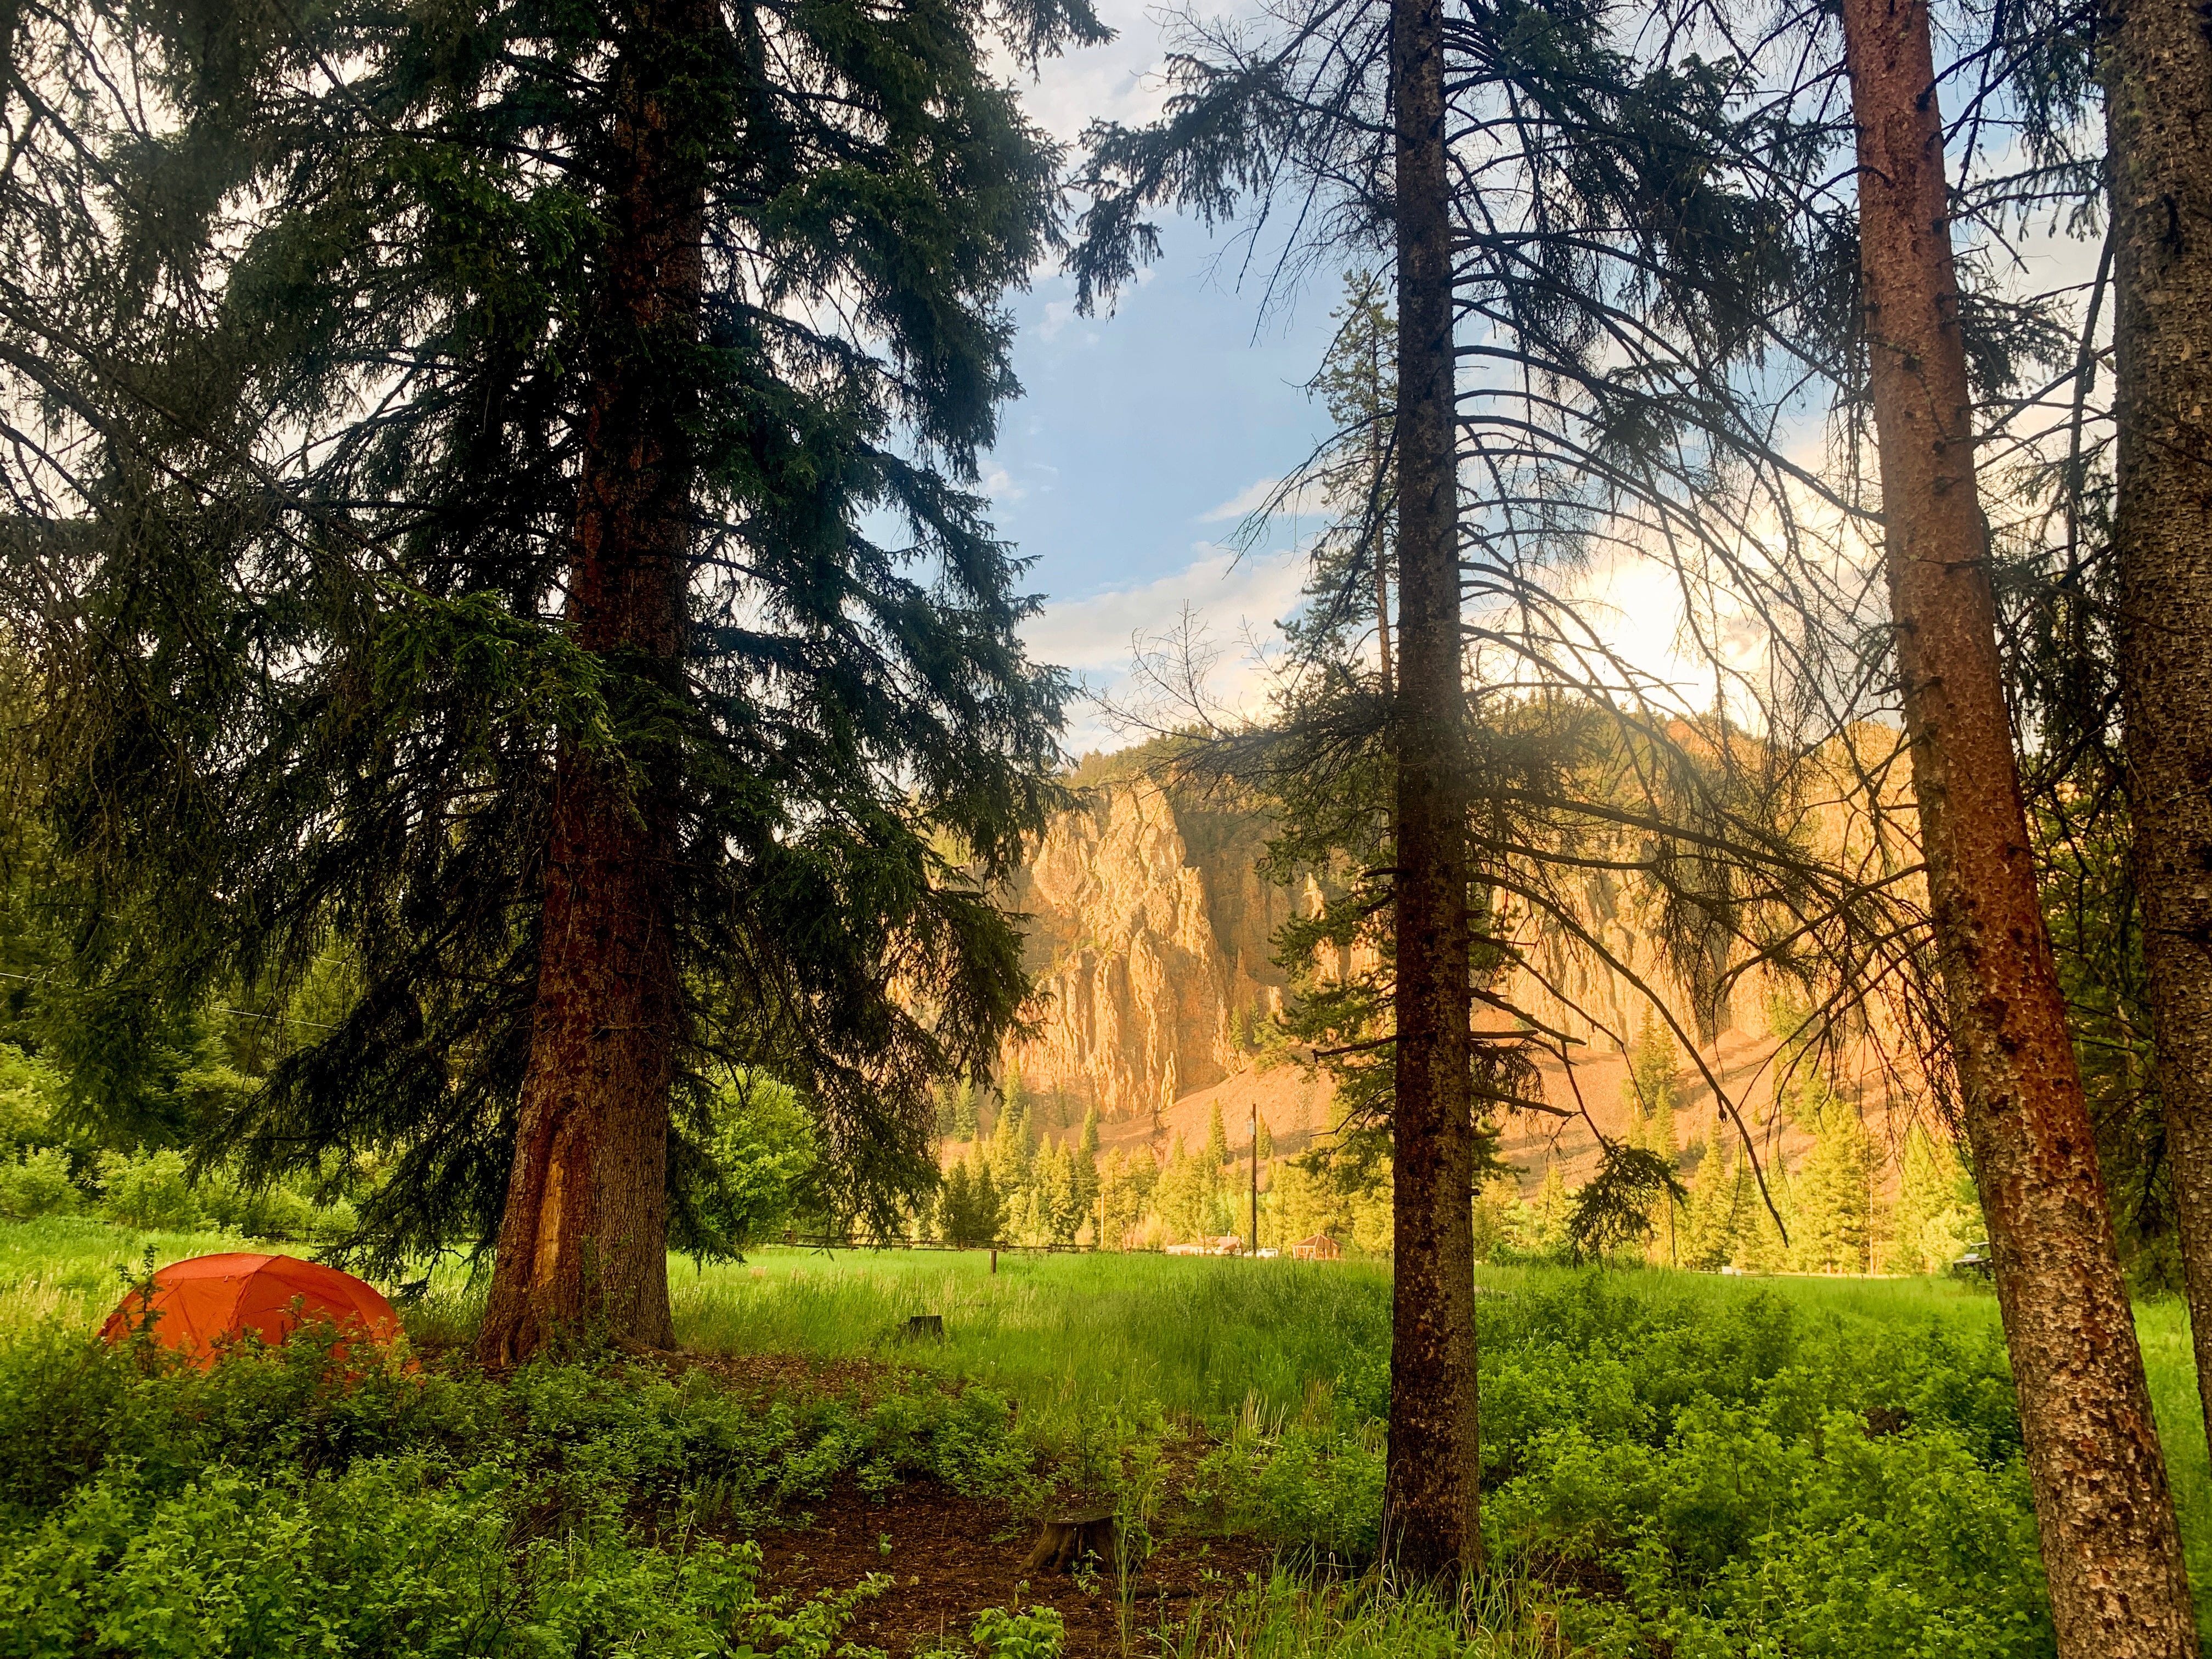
[669,1245,1393,1430]
[0,1214,274,1334]
[1155,1570,1557,1659]
[670,1245,2212,1589]
[8,1215,2210,1593]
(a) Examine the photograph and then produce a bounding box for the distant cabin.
[1290,1234,1341,1261]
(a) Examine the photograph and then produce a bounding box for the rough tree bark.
[2104,0,2212,1469]
[1370,315,1395,698]
[1383,0,1482,1582]
[1839,0,2198,1647]
[477,0,708,1364]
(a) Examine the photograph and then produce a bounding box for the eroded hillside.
[997,762,1927,1201]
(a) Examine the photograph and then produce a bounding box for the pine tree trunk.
[1839,0,2197,1647]
[1384,0,1482,1582]
[1372,326,1395,698]
[2105,0,2212,1477]
[477,2,707,1365]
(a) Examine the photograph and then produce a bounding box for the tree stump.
[1023,1508,1116,1575]
[902,1314,945,1342]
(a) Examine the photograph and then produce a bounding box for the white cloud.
[1199,476,1333,523]
[991,0,1177,146]
[1027,481,1880,759]
[1024,542,1311,752]
[1036,300,1079,342]
[1525,428,1890,739]
[981,465,1025,503]
[1028,544,1304,667]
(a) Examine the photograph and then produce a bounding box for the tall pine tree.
[2105,0,2212,1472]
[1070,0,1838,1576]
[1837,0,2196,1635]
[1786,1080,1876,1276]
[0,0,1102,1356]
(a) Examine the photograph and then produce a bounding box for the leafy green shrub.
[1479,1340,1645,1482]
[0,1147,80,1220]
[0,1316,1032,1657]
[1284,1275,2051,1652]
[1193,1416,1383,1561]
[839,1383,1032,1499]
[488,1359,1035,1528]
[0,1449,789,1658]
[206,1173,364,1244]
[0,1318,483,1521]
[0,1309,1037,1534]
[968,1604,1066,1659]
[1335,1342,1389,1421]
[0,1325,134,1516]
[1465,1279,2051,1657]
[733,1576,888,1659]
[98,1149,201,1231]
[1515,1405,2053,1657]
[0,1046,63,1148]
[681,1073,821,1257]
[197,1173,320,1239]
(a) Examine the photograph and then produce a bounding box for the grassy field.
[5,1216,2210,1656]
[658,1244,2212,1573]
[9,1216,2209,1537]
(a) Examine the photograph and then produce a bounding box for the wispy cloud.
[1199,476,1333,523]
[990,0,1176,145]
[1024,543,1311,752]
[1026,544,1304,668]
[1036,300,1079,342]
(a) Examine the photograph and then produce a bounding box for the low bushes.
[0,1323,1034,1657]
[0,1248,2095,1658]
[1,1455,785,1659]
[0,1147,79,1221]
[1190,1277,2056,1658]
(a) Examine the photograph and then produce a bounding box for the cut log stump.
[902,1314,945,1342]
[1023,1508,1116,1574]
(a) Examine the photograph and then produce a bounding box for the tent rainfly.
[101,1252,402,1369]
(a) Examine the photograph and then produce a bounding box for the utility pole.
[1250,1110,1260,1253]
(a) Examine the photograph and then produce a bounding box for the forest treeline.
[908,1003,1983,1275]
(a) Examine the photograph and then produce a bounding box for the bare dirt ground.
[619,1348,1278,1656]
[757,1475,1274,1658]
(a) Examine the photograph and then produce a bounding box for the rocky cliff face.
[998,777,1787,1121]
[996,781,1296,1122]
[1000,761,1923,1192]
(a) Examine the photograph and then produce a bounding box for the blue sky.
[984,5,2108,757]
[991,233,1351,753]
[977,5,1355,752]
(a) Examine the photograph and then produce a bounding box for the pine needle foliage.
[0,0,1103,1263]
[1565,1144,1685,1262]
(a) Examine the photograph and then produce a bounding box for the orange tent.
[100,1252,401,1369]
